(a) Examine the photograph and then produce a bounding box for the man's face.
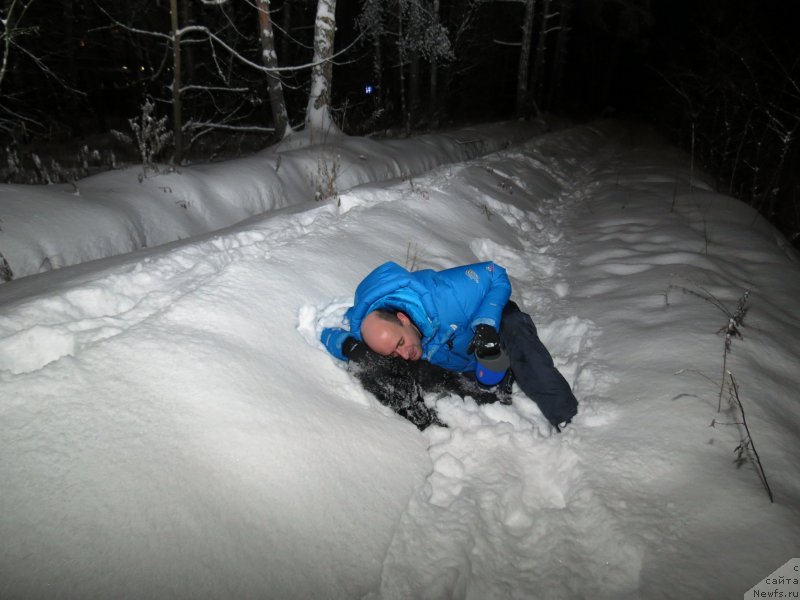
[361,312,422,361]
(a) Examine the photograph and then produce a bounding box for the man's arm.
[321,327,352,360]
[435,262,512,330]
[469,262,511,330]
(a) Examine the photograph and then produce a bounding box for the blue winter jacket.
[324,261,512,372]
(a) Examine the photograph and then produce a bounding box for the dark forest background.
[1,0,798,246]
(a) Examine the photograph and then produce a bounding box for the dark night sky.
[2,0,794,133]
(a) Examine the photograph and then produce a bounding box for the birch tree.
[305,0,339,137]
[256,0,290,139]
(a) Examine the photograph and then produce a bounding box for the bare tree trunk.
[257,0,291,138]
[532,0,552,109]
[397,3,407,128]
[409,50,420,125]
[429,56,438,124]
[372,33,383,114]
[515,0,536,118]
[169,0,183,164]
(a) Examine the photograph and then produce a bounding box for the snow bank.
[0,120,548,281]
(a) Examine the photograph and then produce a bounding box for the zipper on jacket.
[424,330,456,360]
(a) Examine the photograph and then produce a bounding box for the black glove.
[342,336,371,363]
[467,324,502,357]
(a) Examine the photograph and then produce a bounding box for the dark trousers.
[500,301,578,428]
[346,302,578,430]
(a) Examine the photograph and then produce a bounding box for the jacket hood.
[345,262,439,342]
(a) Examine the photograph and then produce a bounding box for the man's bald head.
[361,309,422,361]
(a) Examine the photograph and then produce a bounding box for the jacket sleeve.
[468,262,511,330]
[321,327,351,361]
[434,262,511,331]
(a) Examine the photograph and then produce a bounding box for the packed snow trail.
[2,122,799,599]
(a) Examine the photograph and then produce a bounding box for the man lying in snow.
[322,261,578,431]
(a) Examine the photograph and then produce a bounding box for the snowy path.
[2,122,799,599]
[363,125,799,599]
[370,126,646,599]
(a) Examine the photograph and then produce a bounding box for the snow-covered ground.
[1,121,799,599]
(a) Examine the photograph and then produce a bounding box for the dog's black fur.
[343,338,511,430]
